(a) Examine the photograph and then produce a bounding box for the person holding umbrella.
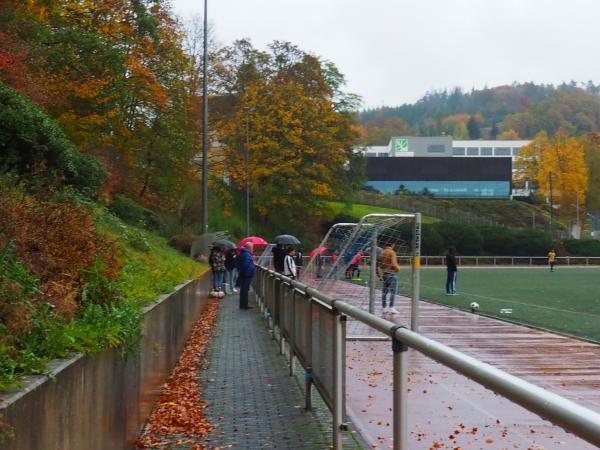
[224,248,238,293]
[209,246,226,294]
[272,243,286,273]
[237,242,255,309]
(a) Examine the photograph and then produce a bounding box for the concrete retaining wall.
[0,272,211,450]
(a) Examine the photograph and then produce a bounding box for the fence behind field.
[420,256,600,266]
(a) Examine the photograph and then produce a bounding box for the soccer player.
[548,249,556,272]
[445,247,458,295]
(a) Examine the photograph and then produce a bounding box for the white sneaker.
[389,307,400,314]
[382,307,390,314]
[233,288,239,293]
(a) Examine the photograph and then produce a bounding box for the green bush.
[563,239,600,256]
[434,222,483,255]
[169,234,196,255]
[477,226,517,255]
[0,81,107,197]
[512,229,553,256]
[421,224,445,255]
[108,195,164,233]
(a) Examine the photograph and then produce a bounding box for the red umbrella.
[310,246,327,258]
[237,236,269,248]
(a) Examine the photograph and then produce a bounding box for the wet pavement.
[197,293,363,449]
[321,279,600,449]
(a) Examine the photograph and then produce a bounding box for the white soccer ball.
[470,302,480,312]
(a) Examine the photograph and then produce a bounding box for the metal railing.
[252,266,600,450]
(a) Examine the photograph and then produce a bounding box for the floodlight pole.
[243,107,254,236]
[548,172,553,230]
[200,0,209,235]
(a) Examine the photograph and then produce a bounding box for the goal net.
[300,213,421,337]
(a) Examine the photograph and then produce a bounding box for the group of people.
[207,243,255,309]
[338,244,460,314]
[272,244,303,279]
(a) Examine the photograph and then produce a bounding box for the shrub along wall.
[0,272,211,450]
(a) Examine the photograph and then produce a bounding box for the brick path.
[198,294,338,449]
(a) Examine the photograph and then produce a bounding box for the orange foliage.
[0,192,121,318]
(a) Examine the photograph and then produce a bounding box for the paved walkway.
[198,294,335,449]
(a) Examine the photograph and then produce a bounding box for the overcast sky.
[171,0,600,109]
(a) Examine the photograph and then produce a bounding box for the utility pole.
[243,107,254,236]
[548,172,553,229]
[576,192,580,229]
[201,0,209,235]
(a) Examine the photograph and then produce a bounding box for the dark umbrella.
[273,234,301,245]
[364,246,383,257]
[212,239,236,250]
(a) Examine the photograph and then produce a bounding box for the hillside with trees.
[358,82,600,143]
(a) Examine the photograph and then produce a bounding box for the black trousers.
[239,275,253,308]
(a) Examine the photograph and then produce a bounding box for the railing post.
[333,309,346,450]
[369,231,378,314]
[289,289,296,376]
[411,213,421,332]
[305,367,313,410]
[305,296,313,410]
[392,327,409,450]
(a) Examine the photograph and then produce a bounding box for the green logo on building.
[394,138,408,154]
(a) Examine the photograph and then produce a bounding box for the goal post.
[301,213,422,332]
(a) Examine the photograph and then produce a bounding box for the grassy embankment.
[0,203,206,391]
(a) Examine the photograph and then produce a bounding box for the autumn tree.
[517,130,588,221]
[214,41,360,231]
[3,0,200,210]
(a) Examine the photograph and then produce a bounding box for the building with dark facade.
[366,156,512,198]
[362,137,519,198]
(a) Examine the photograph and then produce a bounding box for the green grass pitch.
[393,266,600,343]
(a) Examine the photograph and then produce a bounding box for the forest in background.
[359,82,600,143]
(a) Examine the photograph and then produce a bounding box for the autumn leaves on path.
[136,298,220,449]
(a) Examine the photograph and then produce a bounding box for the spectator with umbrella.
[209,245,227,295]
[272,235,300,273]
[283,247,297,279]
[224,248,238,293]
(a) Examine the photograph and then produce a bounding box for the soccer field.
[395,266,600,342]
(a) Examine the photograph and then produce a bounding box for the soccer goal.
[300,213,422,333]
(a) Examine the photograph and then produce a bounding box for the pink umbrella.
[310,246,327,258]
[237,236,269,248]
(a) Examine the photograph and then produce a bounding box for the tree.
[490,122,499,139]
[517,130,588,221]
[467,115,481,139]
[215,41,359,231]
[497,129,520,139]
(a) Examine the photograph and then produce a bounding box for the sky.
[170,0,600,109]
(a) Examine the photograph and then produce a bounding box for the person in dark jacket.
[445,247,458,295]
[272,243,285,273]
[237,242,255,309]
[224,248,238,293]
[209,247,226,292]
